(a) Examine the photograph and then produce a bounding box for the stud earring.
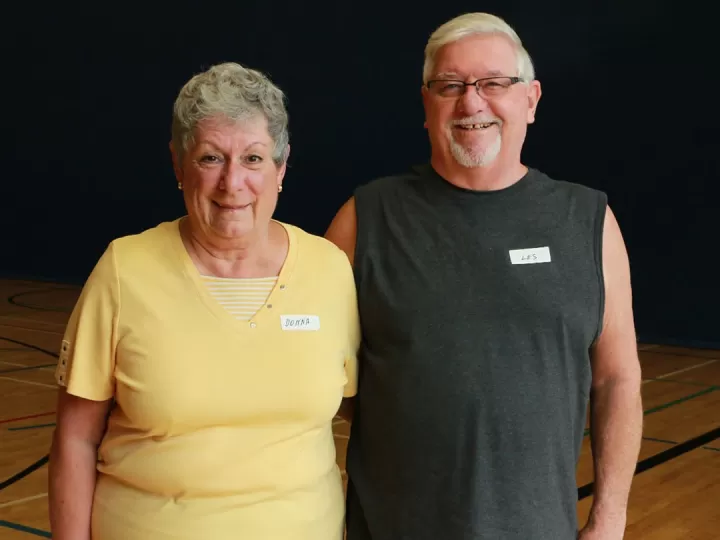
[178,182,183,190]
[278,184,283,193]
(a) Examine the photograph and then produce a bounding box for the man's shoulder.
[530,167,607,202]
[354,164,429,198]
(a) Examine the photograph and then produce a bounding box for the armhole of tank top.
[591,193,609,346]
[352,185,369,276]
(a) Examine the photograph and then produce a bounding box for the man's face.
[422,33,541,169]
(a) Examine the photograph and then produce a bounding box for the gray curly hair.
[171,62,290,165]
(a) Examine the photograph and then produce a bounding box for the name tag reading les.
[508,246,552,265]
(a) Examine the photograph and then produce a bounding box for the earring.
[278,184,283,193]
[178,182,183,190]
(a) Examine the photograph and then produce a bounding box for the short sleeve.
[56,243,120,401]
[339,252,360,398]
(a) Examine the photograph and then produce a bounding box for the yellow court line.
[0,360,29,368]
[0,493,48,509]
[0,320,66,335]
[0,376,56,389]
[0,360,55,372]
[642,359,718,385]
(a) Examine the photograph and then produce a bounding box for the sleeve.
[339,251,360,398]
[55,242,120,401]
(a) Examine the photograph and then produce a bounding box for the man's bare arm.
[326,197,359,423]
[582,206,643,538]
[325,197,357,266]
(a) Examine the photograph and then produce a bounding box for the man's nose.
[457,84,489,116]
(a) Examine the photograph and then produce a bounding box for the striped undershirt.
[200,275,278,321]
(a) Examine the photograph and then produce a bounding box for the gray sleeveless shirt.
[345,164,607,540]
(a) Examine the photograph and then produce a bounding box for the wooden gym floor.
[0,278,718,538]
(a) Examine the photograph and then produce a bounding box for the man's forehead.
[435,69,507,79]
[433,34,517,77]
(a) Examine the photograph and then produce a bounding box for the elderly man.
[326,11,643,540]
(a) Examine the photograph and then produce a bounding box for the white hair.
[423,13,535,83]
[171,62,290,165]
[449,128,502,167]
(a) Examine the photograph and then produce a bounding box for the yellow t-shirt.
[55,219,360,540]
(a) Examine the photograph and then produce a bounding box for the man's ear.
[526,80,542,124]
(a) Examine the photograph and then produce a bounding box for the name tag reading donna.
[509,246,552,265]
[280,315,320,331]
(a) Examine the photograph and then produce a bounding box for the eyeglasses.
[426,76,523,99]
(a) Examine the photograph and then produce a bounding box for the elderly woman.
[48,62,359,540]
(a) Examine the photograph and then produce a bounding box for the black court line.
[7,287,75,314]
[578,426,720,500]
[0,337,60,358]
[642,436,677,445]
[0,363,56,375]
[643,435,720,453]
[0,454,50,491]
[0,334,56,492]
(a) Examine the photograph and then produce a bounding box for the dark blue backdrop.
[5,1,718,347]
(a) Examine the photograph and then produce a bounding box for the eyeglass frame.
[425,76,524,99]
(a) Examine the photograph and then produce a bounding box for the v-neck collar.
[170,218,298,334]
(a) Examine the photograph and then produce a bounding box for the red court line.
[0,411,55,425]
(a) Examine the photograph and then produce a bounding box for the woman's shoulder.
[109,220,180,251]
[101,220,182,277]
[279,221,351,269]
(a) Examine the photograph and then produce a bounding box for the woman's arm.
[49,389,112,540]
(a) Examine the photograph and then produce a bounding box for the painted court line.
[578,426,720,501]
[0,360,31,368]
[0,321,65,335]
[0,493,47,509]
[8,423,56,432]
[643,436,677,445]
[0,363,56,375]
[649,350,720,360]
[0,314,67,327]
[641,359,718,385]
[642,386,717,415]
[642,377,710,388]
[0,412,55,425]
[643,435,720,452]
[584,386,718,436]
[0,519,51,538]
[0,376,55,389]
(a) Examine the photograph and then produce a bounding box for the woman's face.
[172,114,287,247]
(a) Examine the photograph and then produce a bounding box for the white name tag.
[280,315,320,331]
[509,246,552,265]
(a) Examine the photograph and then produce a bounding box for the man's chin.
[450,149,500,168]
[448,137,502,168]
